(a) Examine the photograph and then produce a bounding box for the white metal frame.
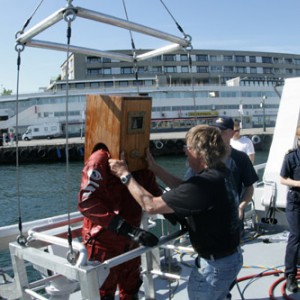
[16,6,192,62]
[0,213,188,299]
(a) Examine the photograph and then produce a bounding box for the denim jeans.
[187,248,243,300]
[285,190,300,276]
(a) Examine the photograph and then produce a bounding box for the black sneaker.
[286,274,298,293]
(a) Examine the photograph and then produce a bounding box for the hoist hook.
[67,249,79,265]
[17,234,27,246]
[63,8,77,23]
[184,34,193,50]
[15,43,25,53]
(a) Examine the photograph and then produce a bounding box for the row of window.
[87,66,300,76]
[86,54,300,65]
[152,103,279,112]
[0,88,279,116]
[42,111,81,118]
[36,102,279,122]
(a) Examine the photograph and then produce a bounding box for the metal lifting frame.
[16,6,192,62]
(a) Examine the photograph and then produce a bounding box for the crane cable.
[159,0,192,42]
[159,0,195,111]
[63,1,78,265]
[121,0,139,91]
[13,0,45,246]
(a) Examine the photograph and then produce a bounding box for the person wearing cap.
[212,116,259,299]
[212,116,258,232]
[279,126,300,293]
[230,120,255,164]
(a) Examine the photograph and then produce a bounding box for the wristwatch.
[120,173,132,185]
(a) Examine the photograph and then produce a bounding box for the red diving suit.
[78,147,162,300]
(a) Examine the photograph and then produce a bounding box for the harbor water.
[0,151,268,274]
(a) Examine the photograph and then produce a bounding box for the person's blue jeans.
[285,190,300,276]
[187,248,243,300]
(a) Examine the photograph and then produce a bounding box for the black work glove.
[108,215,159,247]
[163,213,188,228]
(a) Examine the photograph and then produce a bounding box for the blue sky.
[1,0,300,93]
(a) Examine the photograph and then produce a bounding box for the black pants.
[285,190,300,276]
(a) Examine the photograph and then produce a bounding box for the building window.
[164,54,176,61]
[263,67,273,74]
[224,66,234,72]
[121,67,133,74]
[133,80,143,86]
[196,54,208,62]
[262,57,272,64]
[75,83,85,89]
[210,66,222,73]
[273,68,281,74]
[235,55,246,63]
[181,66,189,73]
[87,68,102,75]
[103,68,112,75]
[165,66,177,73]
[152,66,162,73]
[250,67,257,74]
[138,67,147,73]
[286,68,293,74]
[144,80,153,86]
[180,54,188,61]
[249,56,256,63]
[197,66,208,73]
[224,55,233,62]
[104,81,113,87]
[119,81,129,87]
[210,55,220,62]
[295,59,300,65]
[90,82,100,88]
[285,58,293,64]
[103,58,112,63]
[87,56,101,63]
[236,66,247,73]
[152,56,162,61]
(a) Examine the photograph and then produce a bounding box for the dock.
[0,128,274,164]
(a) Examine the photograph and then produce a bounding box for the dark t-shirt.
[162,167,240,255]
[226,148,258,197]
[280,147,300,182]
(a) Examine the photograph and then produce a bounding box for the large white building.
[2,48,299,136]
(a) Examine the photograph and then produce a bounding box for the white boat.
[0,77,299,300]
[0,2,299,299]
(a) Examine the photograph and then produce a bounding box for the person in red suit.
[78,143,162,300]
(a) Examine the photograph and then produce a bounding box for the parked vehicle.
[22,123,63,141]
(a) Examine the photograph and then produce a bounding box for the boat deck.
[0,211,299,299]
[65,221,298,300]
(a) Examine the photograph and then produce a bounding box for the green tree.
[1,88,13,96]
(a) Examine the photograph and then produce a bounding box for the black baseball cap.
[213,116,234,130]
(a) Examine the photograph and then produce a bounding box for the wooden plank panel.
[85,94,151,171]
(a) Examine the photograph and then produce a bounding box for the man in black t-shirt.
[109,125,243,300]
[214,117,258,228]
